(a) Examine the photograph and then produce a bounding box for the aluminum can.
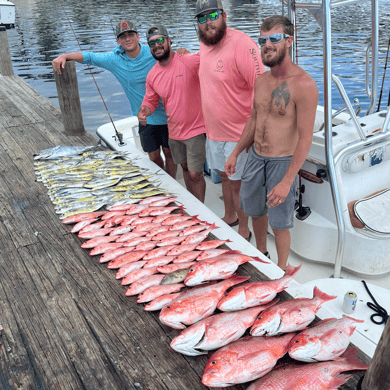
[342,291,357,314]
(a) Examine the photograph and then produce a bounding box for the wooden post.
[0,26,14,76]
[361,319,390,390]
[53,60,85,135]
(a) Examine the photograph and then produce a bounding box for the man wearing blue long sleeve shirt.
[53,20,176,177]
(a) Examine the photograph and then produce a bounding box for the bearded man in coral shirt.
[195,0,265,241]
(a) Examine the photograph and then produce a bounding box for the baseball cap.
[146,24,170,40]
[195,0,223,17]
[115,20,137,38]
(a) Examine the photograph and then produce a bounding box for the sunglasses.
[197,10,222,24]
[258,33,291,47]
[148,36,168,48]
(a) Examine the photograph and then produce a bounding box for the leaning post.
[53,60,85,135]
[0,26,14,76]
[361,318,390,390]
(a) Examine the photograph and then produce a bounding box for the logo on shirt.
[176,74,183,78]
[200,0,209,7]
[215,60,224,73]
[250,48,262,76]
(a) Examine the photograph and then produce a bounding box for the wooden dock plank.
[0,73,369,390]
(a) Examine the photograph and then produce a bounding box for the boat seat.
[353,189,390,238]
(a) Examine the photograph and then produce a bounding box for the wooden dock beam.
[0,26,14,76]
[361,318,390,390]
[53,60,85,135]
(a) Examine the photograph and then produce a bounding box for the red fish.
[125,274,166,296]
[135,240,158,251]
[250,286,336,336]
[107,250,148,268]
[137,283,185,303]
[217,263,302,311]
[115,231,147,243]
[156,236,187,247]
[184,253,269,286]
[142,245,177,260]
[122,236,151,247]
[89,242,125,256]
[78,228,114,239]
[101,210,125,220]
[62,211,106,224]
[81,235,119,248]
[172,251,203,263]
[121,267,159,286]
[288,315,364,362]
[201,333,296,387]
[115,261,147,279]
[144,293,182,311]
[71,218,98,233]
[98,247,135,263]
[157,262,196,274]
[195,239,232,250]
[159,275,249,329]
[196,249,241,260]
[166,244,198,256]
[247,346,368,390]
[139,195,175,204]
[144,256,176,268]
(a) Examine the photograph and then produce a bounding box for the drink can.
[342,291,357,314]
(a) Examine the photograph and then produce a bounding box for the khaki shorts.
[168,134,206,173]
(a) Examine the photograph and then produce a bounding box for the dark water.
[5,0,390,138]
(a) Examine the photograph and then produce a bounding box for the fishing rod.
[377,37,390,112]
[58,2,125,145]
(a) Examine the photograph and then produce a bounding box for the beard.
[152,45,171,61]
[198,20,227,46]
[261,45,287,67]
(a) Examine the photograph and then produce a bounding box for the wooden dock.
[0,73,371,389]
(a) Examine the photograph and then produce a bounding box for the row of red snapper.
[63,195,368,389]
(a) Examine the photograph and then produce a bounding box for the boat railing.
[284,0,382,278]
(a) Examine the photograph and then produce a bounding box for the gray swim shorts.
[240,146,298,230]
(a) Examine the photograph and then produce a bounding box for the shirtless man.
[225,15,319,270]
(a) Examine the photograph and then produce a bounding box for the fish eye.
[166,306,170,309]
[190,268,194,271]
[294,340,300,343]
[211,361,216,365]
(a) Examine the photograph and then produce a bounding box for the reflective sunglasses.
[258,33,291,47]
[197,10,222,24]
[148,36,167,48]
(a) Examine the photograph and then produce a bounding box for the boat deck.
[0,74,369,389]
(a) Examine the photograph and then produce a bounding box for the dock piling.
[53,60,85,135]
[361,318,390,390]
[0,26,14,76]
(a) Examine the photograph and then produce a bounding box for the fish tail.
[337,346,369,371]
[342,314,365,323]
[251,256,270,264]
[224,250,242,255]
[313,286,337,303]
[284,262,302,277]
[328,375,353,389]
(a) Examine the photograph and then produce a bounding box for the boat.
[0,0,15,29]
[96,0,389,358]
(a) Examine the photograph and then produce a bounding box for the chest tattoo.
[271,82,290,110]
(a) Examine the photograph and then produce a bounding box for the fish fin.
[251,256,270,264]
[223,250,242,255]
[238,352,261,361]
[313,286,337,303]
[311,318,336,327]
[342,314,364,323]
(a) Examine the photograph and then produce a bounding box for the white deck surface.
[97,124,389,359]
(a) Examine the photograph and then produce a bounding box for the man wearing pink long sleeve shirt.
[195,0,265,241]
[138,24,206,202]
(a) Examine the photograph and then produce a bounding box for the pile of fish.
[37,145,368,389]
[62,199,368,389]
[34,145,166,219]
